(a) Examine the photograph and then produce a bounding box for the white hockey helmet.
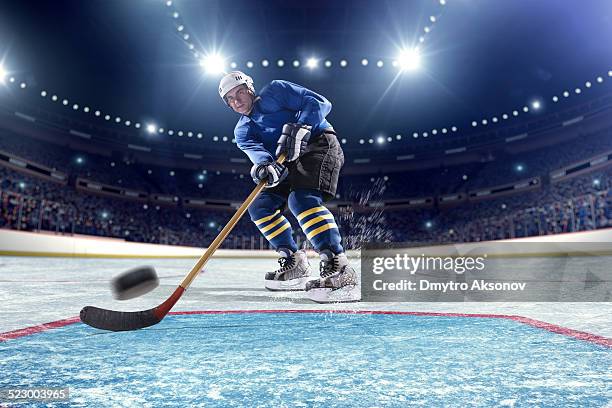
[218,71,255,103]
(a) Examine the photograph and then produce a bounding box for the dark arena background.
[0,1,610,407]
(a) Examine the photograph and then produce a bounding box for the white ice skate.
[305,250,361,303]
[265,250,314,291]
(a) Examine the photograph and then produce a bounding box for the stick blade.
[80,306,162,332]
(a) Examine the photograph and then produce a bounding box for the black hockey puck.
[111,266,159,300]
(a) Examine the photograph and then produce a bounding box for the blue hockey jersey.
[233,80,333,165]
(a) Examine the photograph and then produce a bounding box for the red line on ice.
[0,310,609,347]
[0,316,80,342]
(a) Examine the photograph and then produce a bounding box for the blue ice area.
[1,313,610,407]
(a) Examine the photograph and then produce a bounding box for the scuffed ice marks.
[339,177,393,250]
[1,313,610,407]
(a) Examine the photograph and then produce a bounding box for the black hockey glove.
[275,123,312,162]
[250,161,288,188]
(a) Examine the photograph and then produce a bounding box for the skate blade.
[305,285,361,303]
[265,276,317,292]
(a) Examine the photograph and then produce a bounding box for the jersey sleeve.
[263,80,332,126]
[234,121,274,165]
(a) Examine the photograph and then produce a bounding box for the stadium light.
[531,100,541,110]
[306,58,318,69]
[199,53,225,74]
[396,48,421,71]
[146,123,157,134]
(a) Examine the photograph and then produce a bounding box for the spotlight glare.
[277,59,285,67]
[200,53,225,74]
[376,60,384,68]
[261,59,269,67]
[0,65,5,83]
[531,100,541,110]
[292,60,300,67]
[339,59,348,67]
[306,58,318,69]
[230,62,237,69]
[376,136,385,144]
[146,123,157,134]
[361,58,368,66]
[396,48,421,71]
[324,60,332,68]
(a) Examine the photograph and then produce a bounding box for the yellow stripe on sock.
[296,206,327,221]
[265,221,291,240]
[254,209,281,226]
[301,213,335,230]
[306,222,338,240]
[260,215,285,233]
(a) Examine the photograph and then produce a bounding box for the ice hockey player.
[218,71,359,302]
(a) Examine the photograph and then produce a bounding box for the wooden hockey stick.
[80,155,286,331]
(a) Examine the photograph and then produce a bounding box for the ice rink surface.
[0,256,610,407]
[0,255,610,337]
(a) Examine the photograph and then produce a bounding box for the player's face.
[225,85,254,115]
